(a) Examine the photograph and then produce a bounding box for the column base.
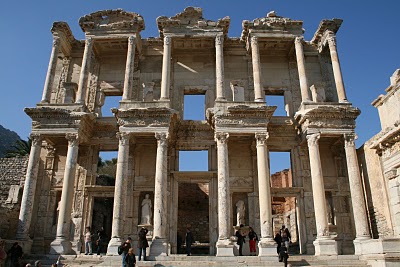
[149,238,169,257]
[353,236,371,255]
[254,98,265,102]
[313,238,338,256]
[258,238,277,256]
[215,98,227,102]
[216,239,234,257]
[107,237,123,255]
[49,238,72,255]
[357,238,400,255]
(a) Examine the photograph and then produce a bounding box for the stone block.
[313,238,338,256]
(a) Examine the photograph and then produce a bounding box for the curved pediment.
[79,9,145,34]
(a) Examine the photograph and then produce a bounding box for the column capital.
[164,36,171,45]
[52,36,60,47]
[214,132,229,144]
[215,34,224,46]
[344,133,357,148]
[29,133,42,146]
[295,36,304,45]
[128,35,136,45]
[66,133,79,147]
[327,34,337,48]
[155,132,169,145]
[306,133,321,146]
[85,37,93,47]
[250,36,258,45]
[255,132,269,146]
[116,132,131,146]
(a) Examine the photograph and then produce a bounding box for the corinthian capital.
[85,37,93,47]
[326,34,336,48]
[128,36,136,46]
[65,133,79,147]
[116,132,131,146]
[215,34,223,46]
[306,133,321,147]
[344,133,357,148]
[255,132,269,146]
[29,133,42,146]
[155,132,169,146]
[52,36,60,48]
[250,36,258,45]
[164,36,171,45]
[295,36,304,45]
[214,132,229,144]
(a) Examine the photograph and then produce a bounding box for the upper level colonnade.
[39,7,349,114]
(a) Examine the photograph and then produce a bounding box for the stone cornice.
[79,9,145,34]
[368,123,400,150]
[156,7,230,37]
[241,11,303,41]
[51,22,77,55]
[310,18,343,47]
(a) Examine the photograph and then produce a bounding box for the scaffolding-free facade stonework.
[6,6,399,265]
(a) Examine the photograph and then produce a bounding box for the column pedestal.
[313,238,338,256]
[216,239,235,257]
[149,238,169,258]
[258,239,277,256]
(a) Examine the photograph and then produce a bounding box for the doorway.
[91,197,114,253]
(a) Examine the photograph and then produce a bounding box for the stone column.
[16,134,42,244]
[41,37,60,103]
[306,133,337,255]
[215,34,225,101]
[250,36,264,102]
[344,133,371,254]
[150,132,169,256]
[108,132,130,254]
[255,133,276,255]
[294,37,311,103]
[160,36,171,100]
[50,133,79,254]
[75,37,94,104]
[122,36,136,101]
[327,34,347,102]
[214,132,234,256]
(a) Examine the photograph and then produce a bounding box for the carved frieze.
[230,176,253,189]
[114,107,177,128]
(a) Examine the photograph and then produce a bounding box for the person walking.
[124,248,136,267]
[278,242,289,267]
[84,227,93,255]
[120,237,132,267]
[235,224,245,256]
[185,228,194,256]
[137,227,149,261]
[248,227,258,256]
[274,232,282,255]
[280,225,291,254]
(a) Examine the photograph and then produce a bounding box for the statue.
[140,194,152,225]
[236,200,245,226]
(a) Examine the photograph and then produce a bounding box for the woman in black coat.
[137,227,149,261]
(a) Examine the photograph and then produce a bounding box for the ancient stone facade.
[13,7,396,263]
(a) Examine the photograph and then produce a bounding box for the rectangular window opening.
[265,95,288,116]
[269,151,292,188]
[101,96,121,117]
[183,95,205,120]
[97,151,118,185]
[179,150,208,171]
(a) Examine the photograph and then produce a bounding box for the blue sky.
[1,1,399,173]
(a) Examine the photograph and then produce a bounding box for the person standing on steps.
[84,227,93,255]
[280,225,291,254]
[235,224,246,256]
[185,228,194,256]
[248,227,258,256]
[96,226,105,255]
[137,227,149,261]
[124,248,136,267]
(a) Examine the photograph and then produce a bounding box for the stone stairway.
[22,254,371,267]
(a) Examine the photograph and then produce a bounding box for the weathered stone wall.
[0,156,28,239]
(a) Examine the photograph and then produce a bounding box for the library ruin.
[1,6,399,266]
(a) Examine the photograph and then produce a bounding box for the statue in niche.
[140,194,152,225]
[236,200,246,226]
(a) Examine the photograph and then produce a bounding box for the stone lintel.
[311,18,343,46]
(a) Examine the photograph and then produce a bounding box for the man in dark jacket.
[185,228,194,256]
[235,224,245,256]
[120,237,132,267]
[137,227,149,261]
[7,242,23,267]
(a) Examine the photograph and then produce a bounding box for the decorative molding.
[214,132,229,144]
[116,132,131,146]
[66,133,79,147]
[255,132,269,146]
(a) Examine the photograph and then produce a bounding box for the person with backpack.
[118,237,131,267]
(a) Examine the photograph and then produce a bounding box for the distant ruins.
[1,6,399,266]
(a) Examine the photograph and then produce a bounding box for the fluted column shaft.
[327,35,347,102]
[16,134,42,240]
[41,37,60,103]
[215,132,230,240]
[153,132,169,238]
[160,36,171,100]
[215,35,225,101]
[110,132,130,242]
[307,133,330,239]
[56,133,79,239]
[344,134,371,239]
[75,38,93,104]
[122,36,136,101]
[295,37,311,102]
[251,36,263,102]
[255,133,273,240]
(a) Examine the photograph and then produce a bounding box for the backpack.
[118,245,123,255]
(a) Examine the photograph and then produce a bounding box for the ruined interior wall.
[98,55,126,84]
[224,54,250,101]
[260,56,290,88]
[229,142,252,178]
[136,143,156,181]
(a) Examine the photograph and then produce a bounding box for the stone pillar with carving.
[50,133,79,254]
[344,133,371,254]
[214,132,234,256]
[327,33,347,102]
[294,37,311,103]
[250,36,264,102]
[160,36,171,100]
[306,133,338,255]
[108,132,130,254]
[76,37,94,104]
[215,34,225,101]
[255,133,276,255]
[122,36,136,101]
[16,134,42,248]
[41,36,60,103]
[150,132,169,256]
